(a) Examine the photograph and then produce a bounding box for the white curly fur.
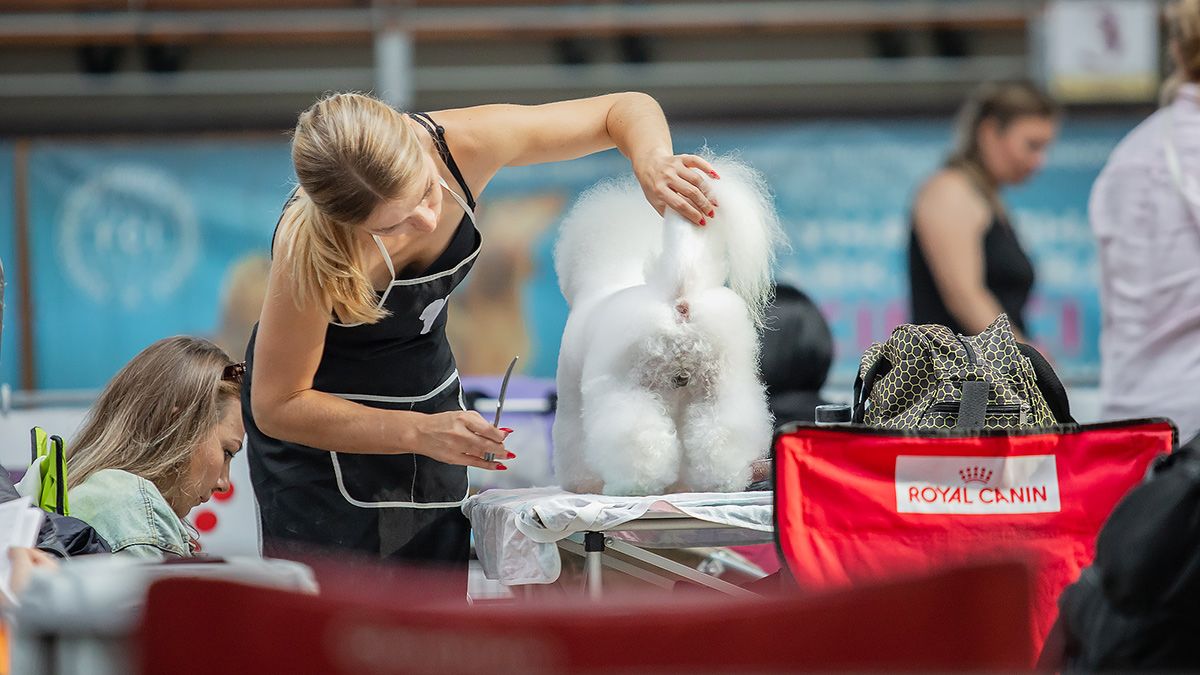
[553,157,785,495]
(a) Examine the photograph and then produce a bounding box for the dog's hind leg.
[553,373,603,493]
[677,371,773,493]
[581,376,680,496]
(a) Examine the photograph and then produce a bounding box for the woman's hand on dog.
[635,152,720,226]
[415,410,514,470]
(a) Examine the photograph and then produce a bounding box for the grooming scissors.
[483,356,519,463]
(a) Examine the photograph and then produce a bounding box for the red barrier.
[138,560,1033,674]
[773,419,1175,664]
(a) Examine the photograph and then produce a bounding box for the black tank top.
[908,212,1035,336]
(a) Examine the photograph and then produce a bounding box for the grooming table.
[462,487,774,599]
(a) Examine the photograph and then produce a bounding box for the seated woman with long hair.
[67,336,245,558]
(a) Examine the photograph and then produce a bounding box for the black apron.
[243,113,482,565]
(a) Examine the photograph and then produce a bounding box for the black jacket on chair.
[1050,434,1200,671]
[1,469,110,558]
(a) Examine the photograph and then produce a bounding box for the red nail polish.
[707,210,715,217]
[500,427,513,434]
[699,218,706,226]
[496,463,508,471]
[506,452,517,460]
[709,171,720,179]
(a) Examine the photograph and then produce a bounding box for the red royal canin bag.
[773,419,1176,664]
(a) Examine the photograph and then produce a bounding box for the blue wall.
[25,140,293,388]
[0,143,16,389]
[5,116,1137,390]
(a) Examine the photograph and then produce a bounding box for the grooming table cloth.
[463,487,773,586]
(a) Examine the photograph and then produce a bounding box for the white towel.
[462,487,773,585]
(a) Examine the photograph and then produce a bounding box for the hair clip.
[222,362,246,383]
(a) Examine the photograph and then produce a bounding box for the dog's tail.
[647,157,785,326]
[554,175,663,306]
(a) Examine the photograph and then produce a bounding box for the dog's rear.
[554,162,782,319]
[647,160,782,326]
[554,159,783,495]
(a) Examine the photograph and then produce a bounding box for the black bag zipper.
[954,333,978,365]
[929,402,1023,415]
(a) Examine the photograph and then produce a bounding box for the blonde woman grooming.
[244,92,719,568]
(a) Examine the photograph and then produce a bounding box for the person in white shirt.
[1091,0,1200,443]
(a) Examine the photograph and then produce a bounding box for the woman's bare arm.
[249,249,508,468]
[436,92,718,224]
[913,170,1020,337]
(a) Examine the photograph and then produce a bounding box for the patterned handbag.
[851,314,1073,430]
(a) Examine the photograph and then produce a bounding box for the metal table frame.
[552,511,770,600]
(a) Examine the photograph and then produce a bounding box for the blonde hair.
[67,337,240,510]
[279,92,427,325]
[947,81,1060,214]
[1165,0,1200,104]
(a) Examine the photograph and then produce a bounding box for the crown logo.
[959,466,993,484]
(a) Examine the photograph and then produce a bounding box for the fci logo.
[59,165,200,309]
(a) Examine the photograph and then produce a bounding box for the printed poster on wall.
[1042,0,1161,103]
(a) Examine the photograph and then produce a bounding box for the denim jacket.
[68,469,192,559]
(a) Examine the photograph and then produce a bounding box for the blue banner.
[19,118,1135,390]
[27,141,293,388]
[0,143,16,389]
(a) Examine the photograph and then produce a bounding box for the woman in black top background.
[909,81,1060,339]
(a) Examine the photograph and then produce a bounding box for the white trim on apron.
[331,178,479,328]
[328,369,472,509]
[324,177,479,509]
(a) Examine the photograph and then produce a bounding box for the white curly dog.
[553,159,784,496]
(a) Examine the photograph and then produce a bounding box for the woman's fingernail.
[699,218,706,226]
[506,452,517,459]
[709,171,720,179]
[496,463,508,471]
[707,210,715,217]
[500,427,514,434]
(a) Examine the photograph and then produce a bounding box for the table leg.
[584,531,605,599]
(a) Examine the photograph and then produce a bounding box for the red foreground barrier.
[773,419,1175,664]
[138,560,1033,674]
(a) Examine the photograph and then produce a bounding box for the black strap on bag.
[956,380,989,429]
[852,359,890,424]
[1017,342,1075,425]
